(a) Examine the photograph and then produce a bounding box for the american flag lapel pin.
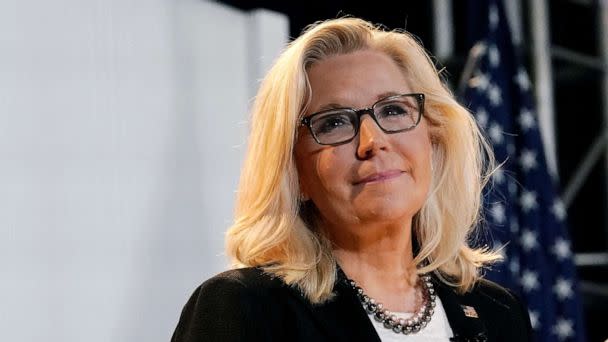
[461,305,479,318]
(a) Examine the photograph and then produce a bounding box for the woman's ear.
[298,179,310,202]
[300,191,310,202]
[429,146,435,172]
[298,176,310,202]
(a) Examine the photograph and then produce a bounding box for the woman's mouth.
[354,170,404,185]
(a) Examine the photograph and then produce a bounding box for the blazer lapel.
[288,273,381,342]
[285,271,490,342]
[434,278,489,342]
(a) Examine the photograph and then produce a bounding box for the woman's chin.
[352,205,415,224]
[350,192,423,221]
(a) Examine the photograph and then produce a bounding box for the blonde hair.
[226,17,501,303]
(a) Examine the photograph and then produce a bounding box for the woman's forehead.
[306,50,413,112]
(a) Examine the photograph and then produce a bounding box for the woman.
[171,18,533,341]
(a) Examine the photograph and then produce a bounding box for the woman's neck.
[331,222,415,280]
[327,220,420,312]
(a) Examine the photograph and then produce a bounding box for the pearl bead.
[361,295,370,303]
[342,268,436,336]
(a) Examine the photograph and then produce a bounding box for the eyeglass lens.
[309,94,421,145]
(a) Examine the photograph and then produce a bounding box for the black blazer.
[171,267,533,342]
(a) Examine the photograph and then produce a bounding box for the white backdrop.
[0,0,288,341]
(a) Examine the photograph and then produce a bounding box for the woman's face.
[294,49,433,231]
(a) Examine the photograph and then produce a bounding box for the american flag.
[460,1,586,341]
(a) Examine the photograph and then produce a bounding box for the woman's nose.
[356,115,389,159]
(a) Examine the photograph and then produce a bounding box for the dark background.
[218,0,607,339]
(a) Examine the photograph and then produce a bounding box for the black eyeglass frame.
[300,93,425,146]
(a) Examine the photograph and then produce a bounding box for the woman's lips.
[354,170,404,185]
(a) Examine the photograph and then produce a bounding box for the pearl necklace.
[342,272,436,335]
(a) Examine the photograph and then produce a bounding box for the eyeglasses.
[300,93,425,146]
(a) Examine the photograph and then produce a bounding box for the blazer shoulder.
[471,278,522,310]
[171,268,287,342]
[197,267,285,297]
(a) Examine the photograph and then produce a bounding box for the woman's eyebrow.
[375,91,401,101]
[315,91,404,112]
[315,102,350,112]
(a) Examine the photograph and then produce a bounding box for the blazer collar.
[291,270,488,342]
[306,278,381,342]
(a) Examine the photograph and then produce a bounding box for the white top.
[368,297,454,342]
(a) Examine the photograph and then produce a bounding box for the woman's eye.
[318,116,350,133]
[379,104,407,117]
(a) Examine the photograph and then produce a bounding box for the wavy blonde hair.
[226,17,501,303]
